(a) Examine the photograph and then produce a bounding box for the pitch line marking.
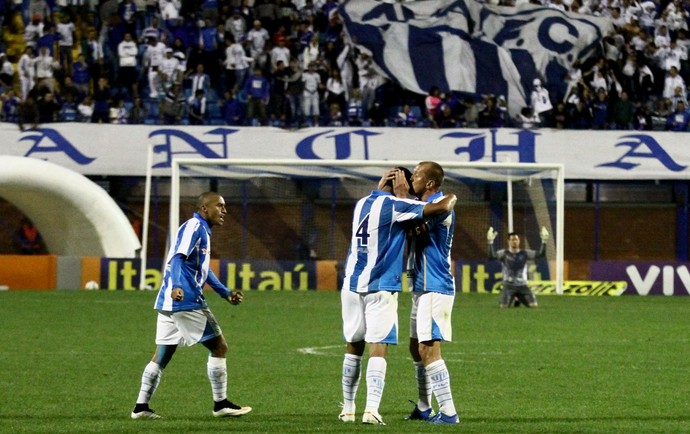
[297,344,342,356]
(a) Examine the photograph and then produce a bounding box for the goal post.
[156,158,564,294]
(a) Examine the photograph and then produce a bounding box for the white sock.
[207,356,227,402]
[341,354,361,413]
[426,359,456,416]
[414,361,432,411]
[364,356,387,413]
[136,361,162,404]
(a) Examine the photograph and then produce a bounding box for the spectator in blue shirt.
[36,23,59,57]
[393,103,418,127]
[243,66,270,125]
[92,77,112,123]
[198,17,219,85]
[72,53,91,97]
[591,89,609,129]
[118,0,137,35]
[188,89,207,125]
[666,100,690,131]
[220,90,244,126]
[1,89,20,123]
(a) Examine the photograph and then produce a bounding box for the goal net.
[145,159,564,293]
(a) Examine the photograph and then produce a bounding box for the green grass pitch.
[1,290,689,433]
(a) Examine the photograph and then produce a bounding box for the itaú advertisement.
[92,258,323,291]
[591,261,690,296]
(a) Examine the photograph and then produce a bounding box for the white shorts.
[410,291,454,343]
[341,290,398,344]
[155,308,222,347]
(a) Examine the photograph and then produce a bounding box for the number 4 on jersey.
[355,214,370,246]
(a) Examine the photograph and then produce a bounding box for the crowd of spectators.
[1,0,690,131]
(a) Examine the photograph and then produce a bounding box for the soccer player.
[487,226,549,308]
[131,192,251,419]
[405,161,459,424]
[339,168,457,426]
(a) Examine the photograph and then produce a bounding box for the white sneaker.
[338,410,355,422]
[212,401,252,417]
[362,410,385,425]
[131,409,161,419]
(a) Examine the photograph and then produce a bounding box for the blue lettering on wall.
[451,129,538,162]
[20,128,95,164]
[449,132,487,161]
[295,129,382,159]
[598,134,687,171]
[149,127,238,168]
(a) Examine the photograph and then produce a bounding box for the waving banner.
[338,0,612,115]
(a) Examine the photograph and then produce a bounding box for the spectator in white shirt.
[325,68,346,114]
[246,19,270,70]
[77,95,95,122]
[664,0,688,32]
[224,34,253,92]
[118,32,140,99]
[160,0,181,27]
[301,34,320,70]
[638,0,657,33]
[302,62,321,126]
[159,48,180,89]
[530,78,553,125]
[143,36,167,98]
[654,24,671,48]
[24,15,44,49]
[34,46,59,92]
[663,66,686,99]
[225,8,247,43]
[18,47,36,101]
[0,53,15,89]
[57,14,75,76]
[270,35,291,73]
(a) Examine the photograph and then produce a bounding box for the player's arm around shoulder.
[422,193,457,217]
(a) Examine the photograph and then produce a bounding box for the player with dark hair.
[339,168,457,425]
[487,226,549,308]
[405,161,459,424]
[131,191,251,419]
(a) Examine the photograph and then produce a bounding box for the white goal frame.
[142,158,565,294]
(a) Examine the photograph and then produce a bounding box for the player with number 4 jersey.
[339,167,457,426]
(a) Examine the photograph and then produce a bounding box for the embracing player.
[339,167,457,425]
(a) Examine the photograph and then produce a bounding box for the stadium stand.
[0,0,689,130]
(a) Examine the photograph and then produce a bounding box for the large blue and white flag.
[339,0,612,115]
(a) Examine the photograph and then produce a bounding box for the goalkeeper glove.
[487,227,498,243]
[540,226,550,242]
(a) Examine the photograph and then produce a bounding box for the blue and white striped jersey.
[413,191,456,295]
[154,212,230,311]
[342,190,426,293]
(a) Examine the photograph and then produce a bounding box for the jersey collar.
[193,212,212,233]
[371,189,393,196]
[426,191,444,203]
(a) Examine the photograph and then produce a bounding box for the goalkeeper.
[487,226,549,308]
